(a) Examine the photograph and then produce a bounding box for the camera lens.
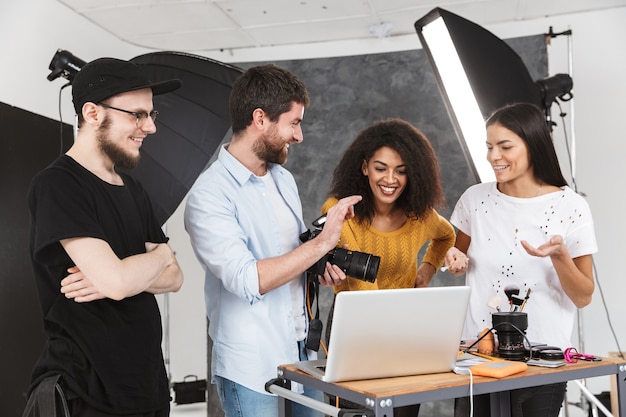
[331,248,380,283]
[492,312,528,361]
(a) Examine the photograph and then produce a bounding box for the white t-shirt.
[450,182,597,349]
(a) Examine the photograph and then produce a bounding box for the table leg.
[277,392,291,417]
[618,363,626,417]
[490,390,511,417]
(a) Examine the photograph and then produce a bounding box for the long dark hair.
[486,103,567,187]
[328,118,445,224]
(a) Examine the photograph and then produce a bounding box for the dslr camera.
[299,214,380,283]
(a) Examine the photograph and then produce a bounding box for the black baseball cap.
[72,57,182,114]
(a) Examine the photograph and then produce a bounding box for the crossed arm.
[60,237,183,302]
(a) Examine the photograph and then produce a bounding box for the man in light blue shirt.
[184,64,361,417]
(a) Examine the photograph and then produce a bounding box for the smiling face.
[96,88,156,170]
[361,146,407,209]
[486,122,534,186]
[253,102,304,165]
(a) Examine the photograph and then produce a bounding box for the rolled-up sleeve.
[185,146,306,305]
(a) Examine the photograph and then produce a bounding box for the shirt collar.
[218,144,257,185]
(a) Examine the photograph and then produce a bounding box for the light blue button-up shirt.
[184,144,313,394]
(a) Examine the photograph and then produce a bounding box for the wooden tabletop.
[279,356,626,399]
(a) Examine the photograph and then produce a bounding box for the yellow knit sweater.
[321,197,455,292]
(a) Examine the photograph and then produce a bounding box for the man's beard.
[253,126,288,165]
[97,116,141,170]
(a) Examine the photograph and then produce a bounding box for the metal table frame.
[267,357,626,417]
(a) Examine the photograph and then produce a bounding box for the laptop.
[295,286,471,382]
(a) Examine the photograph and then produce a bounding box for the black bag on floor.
[172,375,207,404]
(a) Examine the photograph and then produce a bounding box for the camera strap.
[305,273,322,352]
[307,275,318,317]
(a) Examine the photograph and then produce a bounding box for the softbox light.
[129,52,243,225]
[415,8,544,183]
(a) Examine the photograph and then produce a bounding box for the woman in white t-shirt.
[445,102,597,417]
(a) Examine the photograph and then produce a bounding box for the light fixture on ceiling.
[414,8,573,183]
[368,21,393,39]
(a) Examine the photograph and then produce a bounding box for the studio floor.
[170,402,207,417]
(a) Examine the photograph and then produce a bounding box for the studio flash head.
[47,49,86,82]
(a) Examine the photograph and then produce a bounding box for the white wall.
[3,0,624,398]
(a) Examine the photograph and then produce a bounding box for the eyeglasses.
[563,347,601,363]
[97,103,159,127]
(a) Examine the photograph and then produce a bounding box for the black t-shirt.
[28,155,170,414]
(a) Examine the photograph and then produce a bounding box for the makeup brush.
[520,288,532,311]
[440,258,470,272]
[504,286,520,311]
[504,286,520,300]
[487,295,502,312]
[510,294,525,311]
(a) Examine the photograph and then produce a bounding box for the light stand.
[543,29,601,417]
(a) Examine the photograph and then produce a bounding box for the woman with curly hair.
[321,118,456,417]
[322,118,456,293]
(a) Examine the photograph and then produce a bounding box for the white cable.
[162,223,171,383]
[468,369,474,417]
[454,367,474,417]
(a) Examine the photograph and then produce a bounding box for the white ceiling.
[58,0,626,53]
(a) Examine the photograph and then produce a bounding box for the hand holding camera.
[300,196,380,283]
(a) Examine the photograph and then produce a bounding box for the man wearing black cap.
[25,57,184,417]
